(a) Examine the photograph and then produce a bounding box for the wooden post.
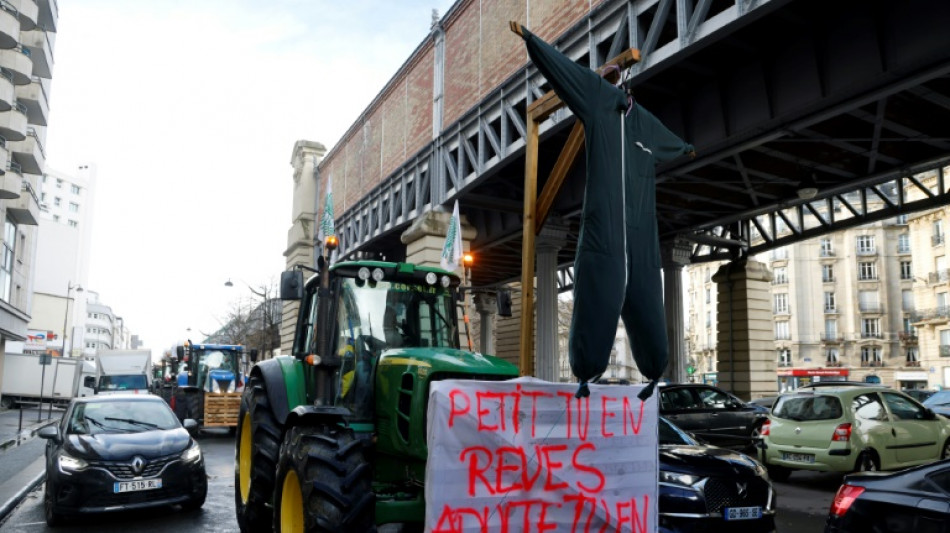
[518,46,641,377]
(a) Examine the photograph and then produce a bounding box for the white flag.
[440,200,462,271]
[319,175,334,240]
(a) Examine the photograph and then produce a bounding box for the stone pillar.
[281,140,326,354]
[535,220,568,381]
[662,239,692,384]
[712,259,775,401]
[474,293,497,354]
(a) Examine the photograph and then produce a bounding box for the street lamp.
[62,282,83,358]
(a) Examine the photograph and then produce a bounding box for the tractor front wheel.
[273,424,375,532]
[234,375,282,532]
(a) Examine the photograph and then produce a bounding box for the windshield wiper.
[104,417,160,429]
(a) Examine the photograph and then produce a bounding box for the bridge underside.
[338,0,950,290]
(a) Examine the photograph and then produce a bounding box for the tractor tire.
[234,375,283,533]
[184,391,204,424]
[273,424,375,533]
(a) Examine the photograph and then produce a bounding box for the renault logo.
[736,482,748,498]
[131,456,146,476]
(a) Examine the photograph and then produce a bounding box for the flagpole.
[461,262,474,352]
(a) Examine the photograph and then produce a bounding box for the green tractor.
[234,259,519,532]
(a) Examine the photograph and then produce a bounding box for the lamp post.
[61,282,83,358]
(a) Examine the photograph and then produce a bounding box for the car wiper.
[83,417,108,430]
[104,417,160,429]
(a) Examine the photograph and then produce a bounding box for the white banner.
[426,377,658,533]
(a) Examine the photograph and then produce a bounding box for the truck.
[0,353,96,408]
[169,342,245,430]
[234,259,518,531]
[94,350,153,395]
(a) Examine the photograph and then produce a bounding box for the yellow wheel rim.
[280,469,304,533]
[239,413,252,503]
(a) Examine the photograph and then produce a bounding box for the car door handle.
[892,428,897,437]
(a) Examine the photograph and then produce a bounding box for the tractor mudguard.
[285,405,350,429]
[251,356,307,425]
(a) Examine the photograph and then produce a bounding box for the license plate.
[782,452,815,463]
[725,506,762,521]
[113,479,162,493]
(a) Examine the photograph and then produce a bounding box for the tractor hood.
[377,347,519,377]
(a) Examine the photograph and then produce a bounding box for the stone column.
[474,293,497,354]
[281,140,326,354]
[712,259,775,401]
[662,239,692,384]
[535,220,568,381]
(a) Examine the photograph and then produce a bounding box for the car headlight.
[659,470,703,487]
[58,453,88,474]
[181,442,202,463]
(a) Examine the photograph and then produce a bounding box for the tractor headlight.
[358,267,371,281]
[426,272,437,285]
[181,442,202,463]
[58,453,88,474]
[659,471,703,487]
[372,268,385,282]
[441,275,451,288]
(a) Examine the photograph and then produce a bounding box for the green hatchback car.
[760,385,950,481]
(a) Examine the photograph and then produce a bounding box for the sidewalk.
[0,407,59,451]
[0,407,59,524]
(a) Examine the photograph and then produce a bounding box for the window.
[900,261,912,280]
[853,393,886,421]
[859,291,880,312]
[935,220,945,246]
[53,197,61,206]
[52,215,59,222]
[858,262,878,280]
[70,184,80,195]
[778,348,792,367]
[906,347,919,366]
[860,346,882,365]
[68,220,78,228]
[861,318,881,338]
[826,348,839,365]
[824,292,836,312]
[705,287,711,304]
[824,319,838,339]
[822,264,835,283]
[898,234,910,253]
[68,202,79,212]
[775,321,790,340]
[820,238,834,257]
[55,178,62,188]
[705,310,711,328]
[939,292,949,314]
[0,218,14,302]
[896,214,908,225]
[882,392,925,420]
[771,247,788,260]
[856,235,875,255]
[774,293,789,314]
[902,290,914,312]
[903,317,913,335]
[773,267,788,285]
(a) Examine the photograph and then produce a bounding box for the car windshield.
[772,394,843,421]
[924,390,950,408]
[98,374,148,391]
[67,401,180,435]
[659,418,699,446]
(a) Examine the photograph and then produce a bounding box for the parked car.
[38,395,207,526]
[923,389,950,417]
[658,416,777,533]
[900,389,934,403]
[760,385,950,481]
[824,458,950,532]
[658,383,770,451]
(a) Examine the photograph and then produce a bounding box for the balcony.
[0,47,33,86]
[911,307,950,324]
[20,28,52,78]
[8,175,39,225]
[778,361,792,368]
[824,306,839,314]
[9,127,44,174]
[0,103,27,141]
[771,278,788,285]
[934,234,946,247]
[860,360,885,367]
[860,332,883,339]
[859,304,882,313]
[898,332,918,345]
[821,333,844,344]
[820,249,835,257]
[0,4,18,49]
[10,0,39,31]
[929,270,950,284]
[0,70,12,111]
[15,77,49,126]
[905,360,922,367]
[856,247,877,256]
[822,277,836,283]
[826,360,843,367]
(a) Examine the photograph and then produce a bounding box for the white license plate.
[725,506,762,521]
[782,452,815,463]
[113,479,162,493]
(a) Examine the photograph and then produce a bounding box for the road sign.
[686,364,696,375]
[39,353,51,365]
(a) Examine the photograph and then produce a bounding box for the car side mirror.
[183,419,199,433]
[37,425,61,443]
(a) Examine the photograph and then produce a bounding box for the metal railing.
[911,307,950,322]
[934,234,946,246]
[859,304,882,313]
[820,333,844,342]
[860,332,883,339]
[861,360,885,367]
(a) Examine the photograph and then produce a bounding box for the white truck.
[95,350,153,395]
[0,353,97,408]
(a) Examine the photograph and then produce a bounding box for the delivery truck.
[0,353,96,408]
[94,350,153,395]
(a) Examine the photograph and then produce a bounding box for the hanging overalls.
[517,27,694,398]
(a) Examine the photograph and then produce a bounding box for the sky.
[44,0,457,353]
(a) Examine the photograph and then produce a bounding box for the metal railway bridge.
[311,0,950,385]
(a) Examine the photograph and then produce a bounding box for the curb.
[0,469,44,524]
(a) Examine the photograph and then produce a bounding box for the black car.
[38,395,207,526]
[659,417,777,533]
[659,384,770,451]
[825,458,950,532]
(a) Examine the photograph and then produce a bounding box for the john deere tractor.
[234,259,518,532]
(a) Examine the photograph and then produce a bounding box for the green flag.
[320,176,334,239]
[441,200,462,271]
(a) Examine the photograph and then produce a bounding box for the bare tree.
[208,280,282,363]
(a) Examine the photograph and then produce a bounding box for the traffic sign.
[39,353,52,365]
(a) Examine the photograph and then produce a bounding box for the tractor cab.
[187,345,244,393]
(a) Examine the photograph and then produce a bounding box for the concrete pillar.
[474,293,497,354]
[712,259,775,401]
[662,239,692,384]
[535,221,568,381]
[281,140,327,354]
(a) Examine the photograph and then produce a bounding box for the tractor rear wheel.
[234,375,282,532]
[273,424,375,532]
[183,390,204,424]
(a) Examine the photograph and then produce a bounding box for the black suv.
[659,383,770,451]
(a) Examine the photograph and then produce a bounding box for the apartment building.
[0,1,58,382]
[687,171,950,392]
